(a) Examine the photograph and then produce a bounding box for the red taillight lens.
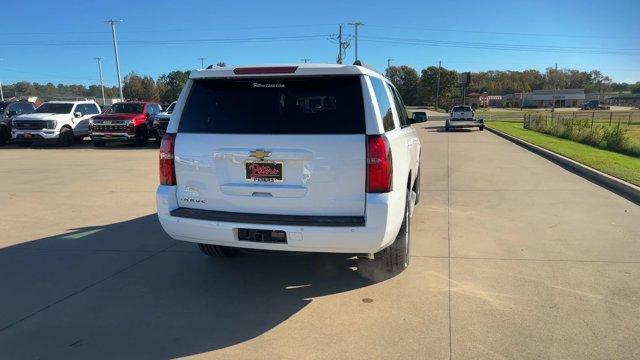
[159,133,176,186]
[366,135,393,193]
[233,66,297,75]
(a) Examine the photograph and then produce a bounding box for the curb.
[486,126,640,206]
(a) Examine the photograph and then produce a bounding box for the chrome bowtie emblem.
[249,149,271,160]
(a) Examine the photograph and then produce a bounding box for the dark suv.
[0,101,37,145]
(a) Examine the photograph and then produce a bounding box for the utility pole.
[387,58,394,71]
[436,60,441,110]
[198,57,206,69]
[95,57,106,106]
[106,19,124,102]
[551,63,557,114]
[0,58,3,101]
[301,58,311,63]
[337,25,343,64]
[348,21,364,61]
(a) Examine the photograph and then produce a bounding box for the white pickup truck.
[156,63,422,272]
[12,100,101,146]
[446,105,484,131]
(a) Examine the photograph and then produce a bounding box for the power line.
[360,36,640,55]
[1,68,99,81]
[0,23,340,36]
[365,24,640,40]
[361,35,640,53]
[0,34,333,47]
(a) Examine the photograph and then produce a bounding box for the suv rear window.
[178,76,365,134]
[452,106,472,112]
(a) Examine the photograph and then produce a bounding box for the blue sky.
[1,0,639,87]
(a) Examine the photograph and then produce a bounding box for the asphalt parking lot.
[1,120,639,359]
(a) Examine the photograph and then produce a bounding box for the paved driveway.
[0,123,638,359]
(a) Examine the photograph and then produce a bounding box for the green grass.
[476,109,640,146]
[487,121,640,187]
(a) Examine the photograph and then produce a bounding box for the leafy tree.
[216,62,226,67]
[156,70,190,103]
[418,66,458,107]
[386,65,420,105]
[123,72,157,101]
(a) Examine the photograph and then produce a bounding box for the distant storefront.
[522,89,585,108]
[467,92,505,108]
[607,94,640,107]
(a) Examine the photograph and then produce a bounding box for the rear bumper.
[156,185,399,254]
[447,120,483,128]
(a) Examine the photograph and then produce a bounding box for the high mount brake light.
[366,135,393,193]
[233,66,298,75]
[159,133,176,186]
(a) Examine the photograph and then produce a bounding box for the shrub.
[523,114,640,157]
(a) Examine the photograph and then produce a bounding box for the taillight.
[159,133,176,186]
[366,135,393,193]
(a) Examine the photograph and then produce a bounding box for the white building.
[523,89,585,108]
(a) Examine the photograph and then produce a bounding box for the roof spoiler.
[353,60,383,76]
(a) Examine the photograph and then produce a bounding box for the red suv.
[89,102,161,147]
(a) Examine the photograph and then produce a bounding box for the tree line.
[1,61,227,104]
[386,66,640,106]
[3,63,638,107]
[2,70,192,104]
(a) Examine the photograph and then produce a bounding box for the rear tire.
[479,125,484,131]
[197,243,239,257]
[374,188,411,273]
[0,126,9,146]
[58,127,74,147]
[134,127,148,147]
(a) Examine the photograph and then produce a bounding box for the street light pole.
[0,58,4,101]
[106,19,124,102]
[387,58,394,71]
[348,21,364,61]
[301,58,311,63]
[551,63,557,116]
[436,60,442,110]
[95,57,106,106]
[198,57,206,69]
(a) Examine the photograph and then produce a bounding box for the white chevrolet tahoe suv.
[156,63,422,272]
[12,100,101,146]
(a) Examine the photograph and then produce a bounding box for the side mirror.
[7,110,17,118]
[74,112,82,118]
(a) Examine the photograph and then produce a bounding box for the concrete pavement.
[0,124,638,359]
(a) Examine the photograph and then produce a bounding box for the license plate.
[245,160,283,183]
[23,133,32,138]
